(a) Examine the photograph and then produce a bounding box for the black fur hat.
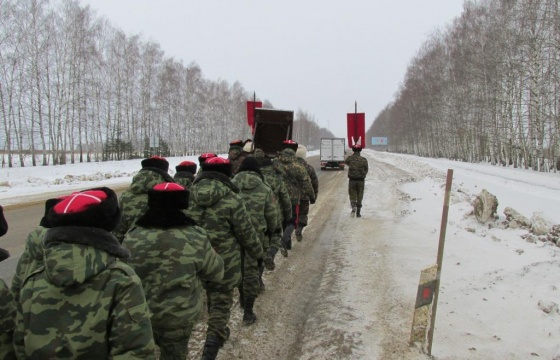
[39,198,61,227]
[202,157,232,178]
[175,160,197,175]
[46,187,121,232]
[148,182,189,210]
[351,145,363,152]
[141,156,169,172]
[238,156,263,178]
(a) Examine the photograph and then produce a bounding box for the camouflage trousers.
[153,325,193,360]
[240,252,261,300]
[269,228,282,251]
[348,179,365,208]
[205,288,234,342]
[298,199,310,228]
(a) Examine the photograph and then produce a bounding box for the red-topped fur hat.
[282,140,298,152]
[141,156,169,172]
[175,160,197,175]
[198,152,217,165]
[202,156,232,177]
[47,187,121,232]
[229,140,243,153]
[148,182,189,210]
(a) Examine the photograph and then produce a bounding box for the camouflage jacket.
[296,157,319,201]
[273,149,315,205]
[232,171,278,250]
[14,226,156,359]
[113,168,174,242]
[0,279,15,360]
[187,171,263,291]
[11,226,47,303]
[345,152,369,179]
[173,171,195,188]
[124,213,224,330]
[260,164,292,224]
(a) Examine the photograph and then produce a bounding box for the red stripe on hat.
[153,182,185,191]
[54,190,107,214]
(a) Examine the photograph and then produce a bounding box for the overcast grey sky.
[80,0,465,138]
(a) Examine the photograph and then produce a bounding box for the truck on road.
[320,138,346,170]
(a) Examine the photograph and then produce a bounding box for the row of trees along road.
[367,0,560,172]
[0,0,332,168]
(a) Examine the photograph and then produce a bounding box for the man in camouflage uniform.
[345,145,369,217]
[0,207,15,360]
[232,157,278,325]
[187,157,263,360]
[273,140,316,256]
[228,140,246,176]
[13,187,156,359]
[113,156,174,242]
[124,182,224,359]
[173,160,197,188]
[254,149,292,270]
[11,198,59,302]
[295,144,319,242]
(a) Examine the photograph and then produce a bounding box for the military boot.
[243,297,257,326]
[201,335,222,360]
[295,227,303,242]
[351,202,357,218]
[356,207,362,218]
[280,244,288,258]
[264,247,277,270]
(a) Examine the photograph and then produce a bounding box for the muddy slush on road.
[185,152,431,360]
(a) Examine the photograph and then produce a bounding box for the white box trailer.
[320,138,346,170]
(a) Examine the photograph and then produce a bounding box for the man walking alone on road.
[345,145,369,217]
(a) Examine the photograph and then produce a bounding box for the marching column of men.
[1,139,317,360]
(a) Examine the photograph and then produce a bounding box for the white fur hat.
[243,139,253,153]
[295,144,307,159]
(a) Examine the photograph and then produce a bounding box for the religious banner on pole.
[347,112,365,149]
[246,101,262,128]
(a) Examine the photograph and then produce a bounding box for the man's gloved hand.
[257,258,264,269]
[310,197,316,205]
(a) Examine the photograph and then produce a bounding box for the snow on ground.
[367,150,560,359]
[1,149,559,359]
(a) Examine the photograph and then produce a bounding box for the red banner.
[347,113,365,148]
[246,101,262,128]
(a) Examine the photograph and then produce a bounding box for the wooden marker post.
[409,169,453,355]
[427,169,453,355]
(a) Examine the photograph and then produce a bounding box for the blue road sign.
[372,137,388,145]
